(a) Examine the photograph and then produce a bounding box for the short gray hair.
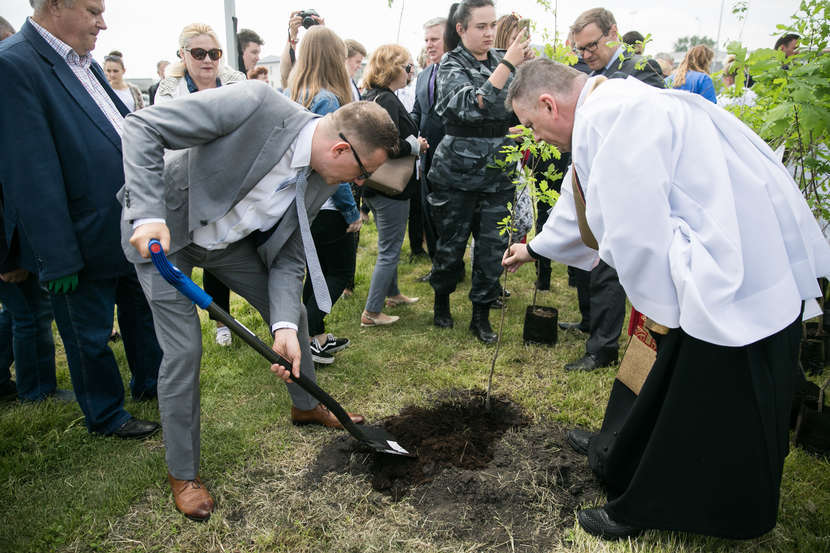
[30,0,76,10]
[423,17,446,30]
[570,7,616,35]
[505,58,584,111]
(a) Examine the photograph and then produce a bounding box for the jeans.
[50,271,161,434]
[0,275,56,401]
[363,195,410,313]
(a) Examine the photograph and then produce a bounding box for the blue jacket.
[0,20,133,281]
[666,71,717,104]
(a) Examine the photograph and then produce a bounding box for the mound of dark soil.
[306,389,603,550]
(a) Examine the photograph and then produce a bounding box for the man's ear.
[609,24,619,41]
[331,140,350,158]
[539,93,559,118]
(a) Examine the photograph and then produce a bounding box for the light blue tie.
[294,168,332,313]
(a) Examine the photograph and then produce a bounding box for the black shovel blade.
[355,424,416,457]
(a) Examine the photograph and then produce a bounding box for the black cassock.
[588,310,801,539]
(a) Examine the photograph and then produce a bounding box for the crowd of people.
[0,0,825,543]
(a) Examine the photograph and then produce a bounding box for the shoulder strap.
[569,77,608,250]
[571,167,598,250]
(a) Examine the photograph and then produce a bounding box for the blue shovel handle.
[148,239,213,309]
[146,240,415,457]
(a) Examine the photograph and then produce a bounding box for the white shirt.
[530,76,830,346]
[395,82,416,112]
[113,87,135,112]
[192,118,319,249]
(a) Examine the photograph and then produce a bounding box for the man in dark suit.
[0,0,161,437]
[411,17,447,279]
[559,7,665,371]
[572,8,664,87]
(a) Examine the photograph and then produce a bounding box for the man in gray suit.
[121,80,398,521]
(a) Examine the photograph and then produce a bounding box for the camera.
[298,9,320,29]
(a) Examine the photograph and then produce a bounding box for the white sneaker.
[215,326,232,347]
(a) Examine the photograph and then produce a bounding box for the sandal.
[360,311,400,327]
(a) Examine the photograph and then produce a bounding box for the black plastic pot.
[523,305,558,346]
[794,405,830,457]
[801,338,825,376]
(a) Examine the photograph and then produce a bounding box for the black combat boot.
[469,303,497,343]
[433,294,453,328]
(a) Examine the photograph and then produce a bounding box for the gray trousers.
[363,195,410,313]
[134,239,318,480]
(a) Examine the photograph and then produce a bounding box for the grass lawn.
[1,222,828,552]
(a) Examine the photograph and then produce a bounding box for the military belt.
[445,124,510,138]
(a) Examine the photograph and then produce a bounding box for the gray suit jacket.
[118,79,336,326]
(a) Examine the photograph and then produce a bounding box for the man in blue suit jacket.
[0,0,161,438]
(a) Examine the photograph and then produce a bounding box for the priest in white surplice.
[502,58,830,541]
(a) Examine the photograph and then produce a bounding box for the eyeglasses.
[574,34,607,55]
[403,63,413,73]
[185,47,223,61]
[338,132,372,181]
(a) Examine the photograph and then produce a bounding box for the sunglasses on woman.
[185,48,223,61]
[403,63,413,73]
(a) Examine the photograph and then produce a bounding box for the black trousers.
[203,270,231,321]
[407,176,427,257]
[588,314,801,539]
[420,176,438,259]
[567,266,591,325]
[585,260,625,357]
[303,210,355,336]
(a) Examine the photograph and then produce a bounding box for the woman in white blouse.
[103,50,144,112]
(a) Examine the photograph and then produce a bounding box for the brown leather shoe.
[291,403,365,429]
[168,473,215,521]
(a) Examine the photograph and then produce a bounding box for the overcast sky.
[4,0,801,80]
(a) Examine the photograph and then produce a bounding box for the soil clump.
[306,389,603,550]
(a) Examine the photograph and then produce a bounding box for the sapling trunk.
[485,198,517,411]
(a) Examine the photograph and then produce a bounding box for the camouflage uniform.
[427,45,516,305]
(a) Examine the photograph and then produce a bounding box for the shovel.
[148,239,415,458]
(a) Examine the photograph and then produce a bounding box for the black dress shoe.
[112,417,161,439]
[558,321,589,333]
[577,507,643,540]
[566,429,594,456]
[565,353,617,372]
